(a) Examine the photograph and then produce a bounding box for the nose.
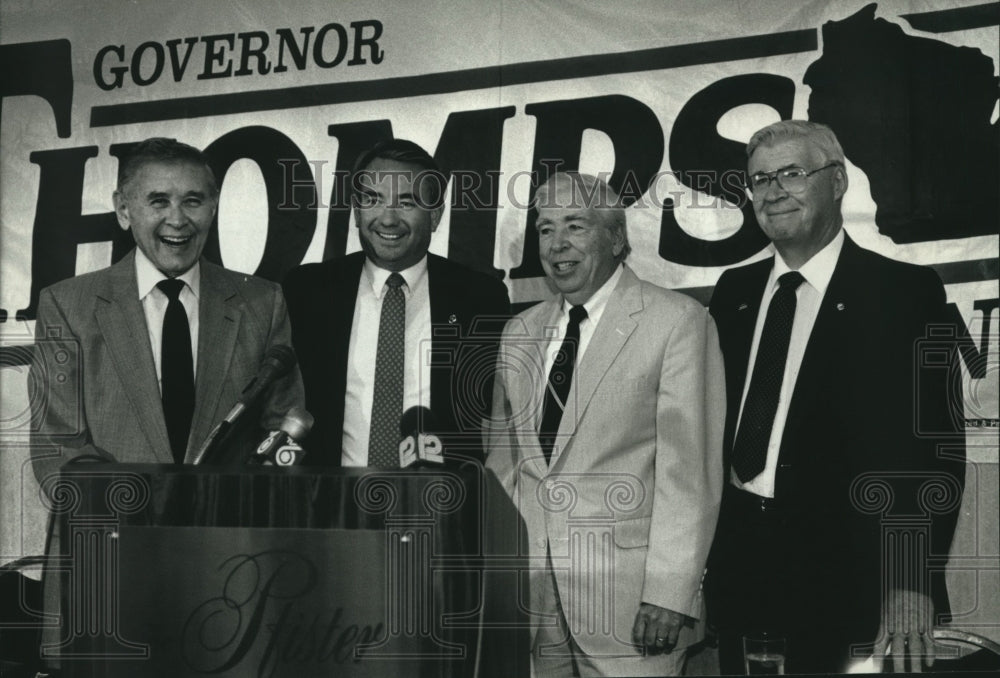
[376,204,401,227]
[164,201,187,227]
[761,176,788,201]
[546,229,570,252]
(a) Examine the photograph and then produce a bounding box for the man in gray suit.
[31,137,304,483]
[487,172,725,676]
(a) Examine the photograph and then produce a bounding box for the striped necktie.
[539,304,588,464]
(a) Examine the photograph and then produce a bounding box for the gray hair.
[746,120,846,166]
[117,137,218,195]
[534,171,631,263]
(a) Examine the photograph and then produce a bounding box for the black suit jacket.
[707,234,965,644]
[283,252,510,465]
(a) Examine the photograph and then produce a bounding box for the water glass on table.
[743,631,786,675]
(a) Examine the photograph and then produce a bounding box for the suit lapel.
[551,267,639,468]
[518,298,562,477]
[187,261,242,461]
[318,253,363,463]
[713,260,772,461]
[94,251,173,463]
[332,254,364,397]
[427,255,452,423]
[727,263,771,399]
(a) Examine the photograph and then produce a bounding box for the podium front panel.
[48,464,529,678]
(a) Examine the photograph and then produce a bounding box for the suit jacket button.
[536,538,547,548]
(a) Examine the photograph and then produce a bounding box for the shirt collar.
[771,228,844,297]
[561,263,624,326]
[364,255,428,299]
[134,248,201,301]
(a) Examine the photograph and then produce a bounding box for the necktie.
[368,272,406,468]
[157,279,194,464]
[731,271,805,483]
[539,305,588,464]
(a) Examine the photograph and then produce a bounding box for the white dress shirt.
[538,263,624,431]
[135,249,200,393]
[734,229,845,496]
[342,256,433,467]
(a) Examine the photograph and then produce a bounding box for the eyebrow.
[144,190,208,200]
[357,188,421,201]
[535,211,592,232]
[752,163,802,174]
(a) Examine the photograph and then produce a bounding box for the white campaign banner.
[1,0,997,638]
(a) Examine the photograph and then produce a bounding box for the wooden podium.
[46,462,529,677]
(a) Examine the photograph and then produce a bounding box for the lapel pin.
[836,302,845,311]
[738,303,749,311]
[448,314,458,324]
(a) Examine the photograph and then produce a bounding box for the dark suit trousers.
[708,486,855,674]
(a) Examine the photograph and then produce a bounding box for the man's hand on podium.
[874,588,936,672]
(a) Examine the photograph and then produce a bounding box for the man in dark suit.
[283,139,510,466]
[32,137,304,479]
[705,120,965,673]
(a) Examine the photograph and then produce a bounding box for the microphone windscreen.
[263,344,297,373]
[279,406,314,441]
[399,406,435,437]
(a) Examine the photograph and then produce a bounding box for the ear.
[832,165,849,201]
[429,206,443,232]
[610,224,626,257]
[113,190,131,231]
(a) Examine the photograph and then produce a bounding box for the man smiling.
[706,120,965,673]
[116,155,215,276]
[31,136,305,476]
[283,138,510,466]
[487,172,725,676]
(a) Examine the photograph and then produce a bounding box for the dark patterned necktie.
[157,279,194,464]
[368,272,406,468]
[731,271,805,482]
[539,305,588,464]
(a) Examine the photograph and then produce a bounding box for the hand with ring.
[632,602,689,655]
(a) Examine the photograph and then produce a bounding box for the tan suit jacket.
[30,250,305,483]
[486,265,725,657]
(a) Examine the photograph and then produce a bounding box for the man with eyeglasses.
[705,120,964,673]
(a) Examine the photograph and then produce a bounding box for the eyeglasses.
[746,163,839,196]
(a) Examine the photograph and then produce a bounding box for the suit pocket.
[594,373,653,400]
[612,515,651,548]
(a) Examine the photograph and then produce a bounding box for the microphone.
[193,345,297,464]
[397,406,444,468]
[248,407,314,466]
